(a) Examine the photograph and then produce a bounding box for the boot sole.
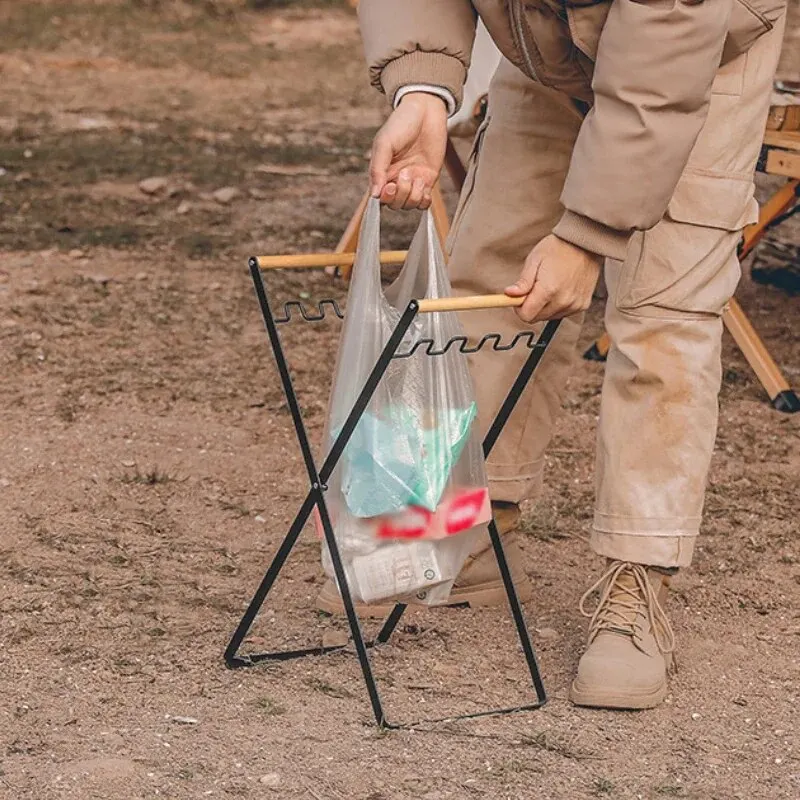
[316,577,534,619]
[568,678,667,710]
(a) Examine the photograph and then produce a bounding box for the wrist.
[394,86,454,117]
[553,234,603,266]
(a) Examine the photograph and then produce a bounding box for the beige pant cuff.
[590,528,697,569]
[487,459,545,506]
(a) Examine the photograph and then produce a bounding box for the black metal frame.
[224,256,561,728]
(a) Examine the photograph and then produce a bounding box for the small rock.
[691,712,701,720]
[169,716,199,725]
[176,201,192,215]
[0,167,6,177]
[68,249,86,260]
[212,187,241,205]
[259,773,281,788]
[322,630,349,648]
[536,627,559,640]
[0,478,11,488]
[135,272,148,281]
[138,176,169,195]
[23,148,33,159]
[121,459,135,468]
[254,515,266,524]
[77,116,114,131]
[87,274,111,285]
[248,187,267,200]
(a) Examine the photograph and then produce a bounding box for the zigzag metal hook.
[394,330,541,359]
[272,295,544,360]
[273,299,345,324]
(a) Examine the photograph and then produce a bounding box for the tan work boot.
[316,502,533,617]
[569,561,676,710]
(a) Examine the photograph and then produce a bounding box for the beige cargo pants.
[448,21,785,568]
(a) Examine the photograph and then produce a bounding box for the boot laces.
[579,561,675,655]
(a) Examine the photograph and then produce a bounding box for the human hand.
[369,92,448,211]
[505,234,602,323]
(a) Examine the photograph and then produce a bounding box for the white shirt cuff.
[393,84,457,117]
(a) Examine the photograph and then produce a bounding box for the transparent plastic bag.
[318,199,489,606]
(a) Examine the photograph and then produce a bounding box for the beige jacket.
[358,0,787,259]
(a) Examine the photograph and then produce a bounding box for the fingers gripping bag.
[317,199,490,606]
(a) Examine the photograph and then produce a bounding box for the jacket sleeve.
[554,0,734,260]
[358,0,477,111]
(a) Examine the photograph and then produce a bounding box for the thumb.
[369,134,392,198]
[506,250,542,296]
[505,268,537,297]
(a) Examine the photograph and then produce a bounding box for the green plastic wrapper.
[338,402,478,518]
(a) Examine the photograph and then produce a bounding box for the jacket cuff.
[380,51,467,112]
[552,210,632,261]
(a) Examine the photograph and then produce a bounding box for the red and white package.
[376,487,490,541]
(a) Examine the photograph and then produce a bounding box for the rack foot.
[772,389,800,413]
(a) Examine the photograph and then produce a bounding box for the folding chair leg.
[583,331,611,362]
[723,298,799,412]
[327,190,370,280]
[444,136,467,192]
[739,179,799,259]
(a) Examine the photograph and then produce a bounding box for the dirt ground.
[1,3,799,799]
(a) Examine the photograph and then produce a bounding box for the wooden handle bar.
[417,295,524,313]
[253,251,407,269]
[252,253,525,313]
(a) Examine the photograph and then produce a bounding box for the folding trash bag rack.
[224,249,562,729]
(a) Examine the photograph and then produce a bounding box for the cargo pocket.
[446,116,490,255]
[711,50,748,96]
[614,173,759,317]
